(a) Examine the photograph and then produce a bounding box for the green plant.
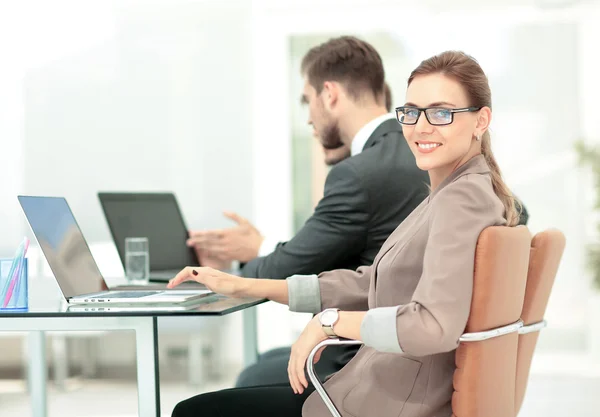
[575,140,600,291]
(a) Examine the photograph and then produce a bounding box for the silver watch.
[319,308,340,338]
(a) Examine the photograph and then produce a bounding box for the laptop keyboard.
[89,291,161,299]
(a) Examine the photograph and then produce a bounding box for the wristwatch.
[319,308,340,338]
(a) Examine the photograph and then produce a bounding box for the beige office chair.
[307,226,532,417]
[514,229,566,415]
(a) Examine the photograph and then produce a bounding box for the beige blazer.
[287,154,507,417]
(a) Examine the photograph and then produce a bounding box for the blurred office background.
[1,0,599,415]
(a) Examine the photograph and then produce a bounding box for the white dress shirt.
[350,113,396,157]
[258,112,397,258]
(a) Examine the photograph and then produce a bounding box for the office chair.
[515,229,566,414]
[307,225,533,417]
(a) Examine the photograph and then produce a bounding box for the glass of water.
[125,237,149,285]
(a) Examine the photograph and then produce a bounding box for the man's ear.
[322,81,340,111]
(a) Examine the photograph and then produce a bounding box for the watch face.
[321,309,338,326]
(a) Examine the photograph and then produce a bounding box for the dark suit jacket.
[242,118,430,279]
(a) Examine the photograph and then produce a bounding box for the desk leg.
[51,335,68,391]
[135,317,160,417]
[28,331,47,417]
[243,307,258,366]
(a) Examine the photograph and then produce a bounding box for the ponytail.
[480,131,519,226]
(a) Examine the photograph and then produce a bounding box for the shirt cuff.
[286,274,322,313]
[258,236,279,257]
[360,306,403,353]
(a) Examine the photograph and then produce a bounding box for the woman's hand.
[288,315,329,394]
[167,267,247,298]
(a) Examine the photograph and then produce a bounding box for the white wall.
[1,0,255,248]
[0,0,258,368]
[20,0,255,242]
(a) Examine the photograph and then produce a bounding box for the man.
[189,36,430,387]
[190,81,396,267]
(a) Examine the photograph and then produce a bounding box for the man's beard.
[320,121,344,150]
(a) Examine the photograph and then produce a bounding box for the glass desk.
[0,280,265,417]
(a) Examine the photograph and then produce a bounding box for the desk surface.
[0,295,265,318]
[0,276,265,318]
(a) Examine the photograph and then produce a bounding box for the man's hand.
[187,211,264,263]
[323,145,350,166]
[194,248,232,271]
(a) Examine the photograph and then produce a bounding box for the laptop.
[17,195,212,305]
[66,302,207,313]
[97,192,199,282]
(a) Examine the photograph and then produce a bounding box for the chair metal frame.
[305,319,530,417]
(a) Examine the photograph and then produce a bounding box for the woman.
[168,50,520,417]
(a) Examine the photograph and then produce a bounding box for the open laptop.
[97,192,199,282]
[17,195,212,305]
[66,302,209,313]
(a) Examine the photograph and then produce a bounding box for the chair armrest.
[307,338,364,417]
[518,319,546,334]
[459,319,523,342]
[306,319,529,417]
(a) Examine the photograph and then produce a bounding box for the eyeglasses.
[395,106,481,126]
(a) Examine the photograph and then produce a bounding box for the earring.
[475,134,481,141]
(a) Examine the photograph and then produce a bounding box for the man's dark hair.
[301,36,385,102]
[384,82,392,111]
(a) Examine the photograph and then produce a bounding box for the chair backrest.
[452,226,531,417]
[514,229,566,414]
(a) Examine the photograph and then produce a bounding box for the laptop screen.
[18,196,109,299]
[98,193,199,271]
